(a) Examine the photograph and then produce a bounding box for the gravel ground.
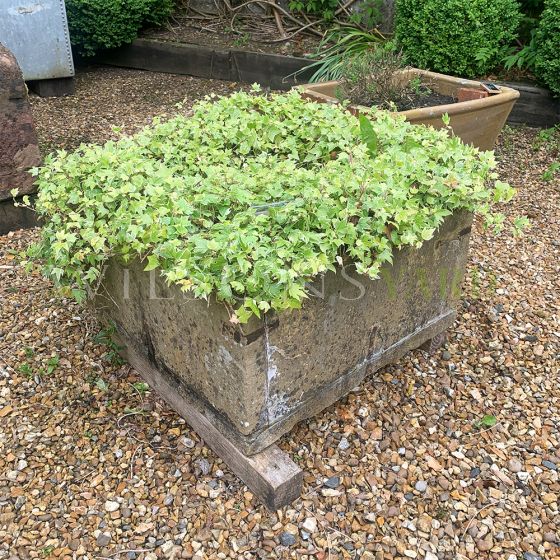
[1,68,559,559]
[28,66,248,153]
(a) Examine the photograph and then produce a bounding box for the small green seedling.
[95,378,109,391]
[122,407,147,419]
[41,546,55,558]
[476,414,497,428]
[94,323,124,366]
[233,32,250,47]
[132,382,150,396]
[542,161,560,182]
[24,346,34,358]
[533,125,560,152]
[513,216,530,236]
[45,356,59,375]
[409,76,432,96]
[18,363,33,378]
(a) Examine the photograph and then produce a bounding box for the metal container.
[0,0,74,81]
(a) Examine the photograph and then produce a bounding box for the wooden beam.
[500,81,560,127]
[98,38,314,91]
[121,342,303,511]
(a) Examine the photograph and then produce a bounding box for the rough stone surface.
[97,211,472,455]
[279,532,296,546]
[0,43,40,201]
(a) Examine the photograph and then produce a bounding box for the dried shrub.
[336,49,436,110]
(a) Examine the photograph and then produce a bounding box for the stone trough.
[96,211,473,509]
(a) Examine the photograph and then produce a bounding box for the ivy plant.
[24,87,515,323]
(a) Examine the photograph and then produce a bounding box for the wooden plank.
[500,81,560,127]
[27,77,75,98]
[99,39,313,91]
[99,39,231,80]
[120,341,303,511]
[232,50,314,89]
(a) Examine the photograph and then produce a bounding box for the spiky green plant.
[294,25,387,83]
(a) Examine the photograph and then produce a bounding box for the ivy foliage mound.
[66,0,174,57]
[30,88,515,322]
[394,0,522,78]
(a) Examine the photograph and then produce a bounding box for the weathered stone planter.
[300,69,520,150]
[97,211,472,461]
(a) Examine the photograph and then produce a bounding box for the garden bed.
[99,39,560,127]
[141,19,321,57]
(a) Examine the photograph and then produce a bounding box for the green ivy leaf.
[144,255,160,272]
[359,115,378,157]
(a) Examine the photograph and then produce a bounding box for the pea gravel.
[1,67,559,559]
[28,65,249,152]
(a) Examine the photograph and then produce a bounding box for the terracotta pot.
[299,68,520,151]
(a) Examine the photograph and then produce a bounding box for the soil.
[343,82,456,112]
[141,18,321,58]
[393,91,456,111]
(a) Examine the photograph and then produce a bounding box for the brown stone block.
[0,42,41,201]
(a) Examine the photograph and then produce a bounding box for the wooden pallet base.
[28,77,75,98]
[121,343,303,511]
